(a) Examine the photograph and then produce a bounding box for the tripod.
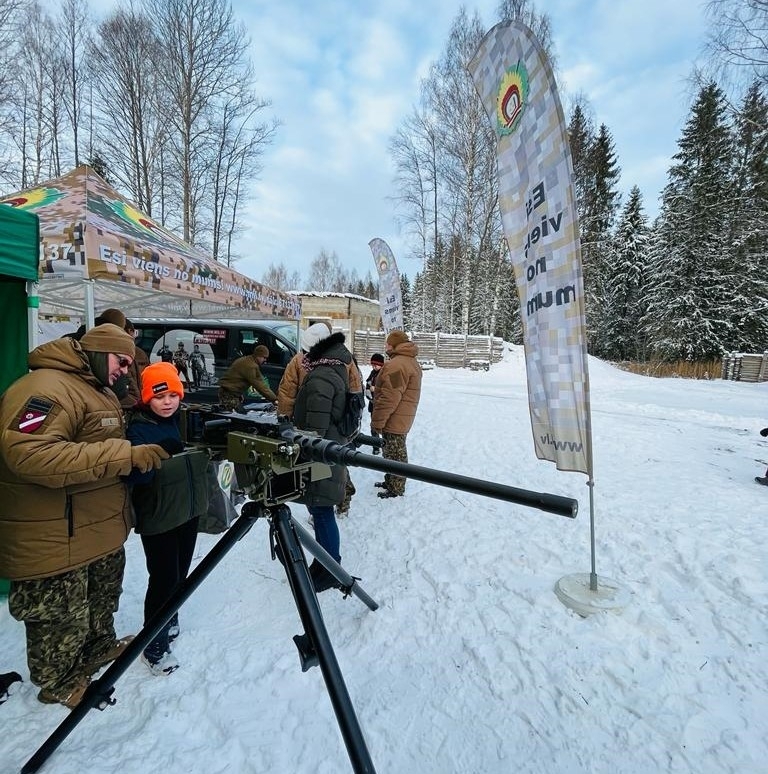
[21,502,379,774]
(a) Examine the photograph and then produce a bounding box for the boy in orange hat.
[125,362,211,675]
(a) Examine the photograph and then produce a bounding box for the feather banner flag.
[468,22,593,476]
[369,238,404,334]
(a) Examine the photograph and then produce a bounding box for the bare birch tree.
[11,2,63,186]
[146,0,255,249]
[58,0,91,168]
[88,5,167,214]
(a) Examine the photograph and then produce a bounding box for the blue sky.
[229,1,708,284]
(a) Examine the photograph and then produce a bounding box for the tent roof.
[0,166,299,321]
[0,204,39,280]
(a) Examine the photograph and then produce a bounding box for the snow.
[2,344,767,774]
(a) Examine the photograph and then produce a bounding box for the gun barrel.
[283,430,577,519]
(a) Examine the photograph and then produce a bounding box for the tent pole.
[84,281,95,328]
[26,281,40,350]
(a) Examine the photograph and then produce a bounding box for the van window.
[235,328,292,366]
[132,319,297,402]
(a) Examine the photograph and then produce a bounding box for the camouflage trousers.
[218,390,242,410]
[337,471,357,513]
[8,548,126,692]
[382,432,409,495]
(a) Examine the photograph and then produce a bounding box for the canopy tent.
[0,166,300,342]
[0,204,39,394]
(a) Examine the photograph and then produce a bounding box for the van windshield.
[256,320,299,349]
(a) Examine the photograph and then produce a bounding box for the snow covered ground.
[2,345,767,774]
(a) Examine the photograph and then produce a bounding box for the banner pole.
[588,478,597,591]
[469,20,628,615]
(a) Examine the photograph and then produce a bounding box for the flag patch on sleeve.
[17,398,55,433]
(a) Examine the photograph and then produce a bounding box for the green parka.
[0,338,134,580]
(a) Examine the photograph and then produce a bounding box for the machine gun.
[182,403,578,518]
[22,404,577,774]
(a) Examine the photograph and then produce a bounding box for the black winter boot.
[308,560,342,593]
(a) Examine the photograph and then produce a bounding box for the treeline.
[0,0,275,267]
[1,0,765,361]
[388,0,768,360]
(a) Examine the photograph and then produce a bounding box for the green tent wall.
[0,204,38,595]
[0,204,39,395]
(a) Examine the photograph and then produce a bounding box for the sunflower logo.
[496,62,529,137]
[110,201,158,234]
[377,254,389,273]
[1,187,64,210]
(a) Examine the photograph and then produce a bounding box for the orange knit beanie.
[141,362,184,404]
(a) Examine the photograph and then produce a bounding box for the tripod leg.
[290,515,378,611]
[21,509,262,774]
[271,505,377,774]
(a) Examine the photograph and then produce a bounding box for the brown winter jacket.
[278,351,363,419]
[371,341,422,435]
[0,338,135,580]
[218,354,278,402]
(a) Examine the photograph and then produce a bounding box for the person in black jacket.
[125,362,210,675]
[365,353,384,455]
[293,329,352,592]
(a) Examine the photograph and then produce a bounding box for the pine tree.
[400,274,413,330]
[643,82,735,361]
[593,186,650,360]
[566,101,595,225]
[580,123,622,349]
[728,81,768,351]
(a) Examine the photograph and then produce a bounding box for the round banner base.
[554,573,630,617]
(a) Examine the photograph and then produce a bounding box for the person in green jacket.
[125,362,210,676]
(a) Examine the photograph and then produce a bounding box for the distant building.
[289,291,381,352]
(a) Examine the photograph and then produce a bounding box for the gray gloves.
[130,444,170,473]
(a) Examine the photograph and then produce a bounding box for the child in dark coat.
[365,353,385,454]
[125,362,210,675]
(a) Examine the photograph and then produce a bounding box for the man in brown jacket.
[0,324,169,708]
[218,344,278,409]
[371,330,423,498]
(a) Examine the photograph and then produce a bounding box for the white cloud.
[233,0,712,282]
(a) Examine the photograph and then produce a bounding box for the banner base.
[554,573,630,617]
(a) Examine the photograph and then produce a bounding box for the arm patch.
[15,397,56,434]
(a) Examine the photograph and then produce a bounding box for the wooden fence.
[353,331,504,369]
[721,352,768,382]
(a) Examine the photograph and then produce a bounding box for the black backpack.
[335,390,365,438]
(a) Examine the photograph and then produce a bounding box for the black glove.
[111,373,131,399]
[760,427,768,437]
[158,437,185,455]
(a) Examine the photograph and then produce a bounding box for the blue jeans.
[308,505,340,562]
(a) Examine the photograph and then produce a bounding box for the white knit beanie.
[301,322,331,352]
